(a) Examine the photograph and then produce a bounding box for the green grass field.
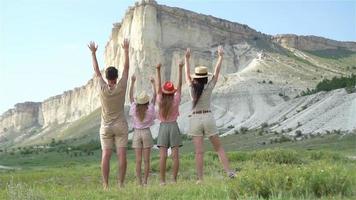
[1,131,355,200]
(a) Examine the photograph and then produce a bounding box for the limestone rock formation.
[272,34,356,51]
[1,0,355,147]
[0,102,41,132]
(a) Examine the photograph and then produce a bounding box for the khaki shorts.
[132,128,154,149]
[100,120,128,149]
[188,112,218,137]
[157,122,182,148]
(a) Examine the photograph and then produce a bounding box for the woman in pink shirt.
[155,62,183,185]
[129,75,156,186]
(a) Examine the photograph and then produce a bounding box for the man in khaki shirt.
[88,39,130,189]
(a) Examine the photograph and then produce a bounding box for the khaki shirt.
[98,76,127,126]
[189,77,217,111]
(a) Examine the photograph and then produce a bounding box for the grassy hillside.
[1,130,355,199]
[1,149,355,199]
[304,50,356,74]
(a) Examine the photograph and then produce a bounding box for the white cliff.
[1,0,355,147]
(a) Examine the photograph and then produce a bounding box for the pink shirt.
[156,91,181,122]
[129,102,156,129]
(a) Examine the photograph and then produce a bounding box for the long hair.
[191,77,208,108]
[136,103,149,122]
[159,93,174,119]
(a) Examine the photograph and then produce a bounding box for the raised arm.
[177,61,184,93]
[129,75,136,104]
[156,63,162,95]
[184,48,192,84]
[213,45,224,81]
[150,77,157,105]
[121,39,130,81]
[88,41,102,78]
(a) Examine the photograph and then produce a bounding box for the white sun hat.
[191,66,212,78]
[136,91,150,104]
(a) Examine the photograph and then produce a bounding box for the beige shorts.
[132,128,154,149]
[188,112,218,137]
[100,120,128,149]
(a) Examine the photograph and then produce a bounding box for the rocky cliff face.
[40,78,101,126]
[272,34,356,51]
[0,102,41,132]
[1,0,355,146]
[104,0,273,93]
[0,78,101,138]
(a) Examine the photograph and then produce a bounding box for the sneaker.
[228,171,237,179]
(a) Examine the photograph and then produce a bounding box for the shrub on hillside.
[258,130,264,136]
[295,130,302,137]
[240,127,249,134]
[279,135,293,143]
[251,149,302,164]
[300,74,356,96]
[261,122,268,129]
[227,152,250,162]
[309,151,344,161]
[228,162,353,199]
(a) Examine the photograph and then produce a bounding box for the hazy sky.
[0,0,355,114]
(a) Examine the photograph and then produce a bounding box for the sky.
[0,0,355,114]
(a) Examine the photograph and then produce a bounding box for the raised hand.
[217,45,224,57]
[150,76,155,84]
[150,76,157,104]
[121,38,130,80]
[121,38,129,51]
[184,48,192,83]
[179,60,184,68]
[88,41,101,77]
[156,63,162,94]
[177,60,183,92]
[129,74,135,103]
[185,48,191,59]
[88,41,98,53]
[131,74,136,82]
[213,45,224,81]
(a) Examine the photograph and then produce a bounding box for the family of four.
[88,39,236,189]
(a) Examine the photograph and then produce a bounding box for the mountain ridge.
[1,0,355,147]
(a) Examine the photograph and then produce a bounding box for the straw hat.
[162,81,177,94]
[136,92,150,104]
[191,66,212,78]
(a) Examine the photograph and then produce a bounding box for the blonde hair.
[136,103,149,122]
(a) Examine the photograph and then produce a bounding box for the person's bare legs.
[192,136,204,182]
[101,149,112,190]
[135,148,143,185]
[117,147,127,188]
[209,135,231,173]
[143,148,151,185]
[159,147,168,185]
[171,146,180,183]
